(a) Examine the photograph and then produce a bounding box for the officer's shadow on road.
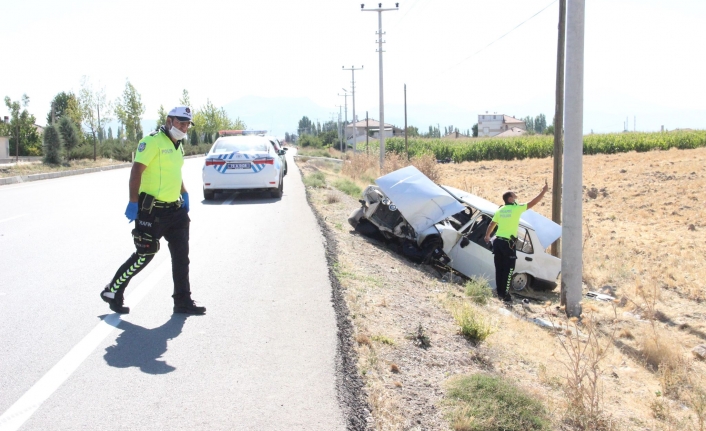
[101,315,188,374]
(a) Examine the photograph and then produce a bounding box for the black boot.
[100,286,130,314]
[173,295,206,315]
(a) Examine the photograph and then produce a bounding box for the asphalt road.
[0,151,346,430]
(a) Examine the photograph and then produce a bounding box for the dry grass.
[341,152,440,185]
[0,158,125,178]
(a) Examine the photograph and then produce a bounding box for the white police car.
[202,133,284,200]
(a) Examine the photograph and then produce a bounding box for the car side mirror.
[278,150,285,156]
[283,147,289,151]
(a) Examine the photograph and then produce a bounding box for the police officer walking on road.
[100,106,206,315]
[484,181,548,304]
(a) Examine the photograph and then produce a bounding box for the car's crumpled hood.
[375,166,466,233]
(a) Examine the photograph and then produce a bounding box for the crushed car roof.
[375,166,466,233]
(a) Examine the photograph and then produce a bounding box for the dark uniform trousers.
[493,238,516,299]
[108,204,191,302]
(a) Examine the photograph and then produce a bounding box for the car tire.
[270,178,283,199]
[203,188,215,201]
[510,273,533,292]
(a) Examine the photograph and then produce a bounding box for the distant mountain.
[222,95,333,138]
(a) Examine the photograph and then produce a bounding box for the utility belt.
[138,192,182,213]
[495,236,517,250]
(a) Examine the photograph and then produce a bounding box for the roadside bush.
[100,140,132,161]
[297,147,334,158]
[445,374,550,431]
[57,116,81,155]
[303,171,326,188]
[67,144,95,160]
[333,178,361,197]
[298,134,324,148]
[465,277,492,305]
[183,143,212,156]
[42,124,63,164]
[452,303,493,343]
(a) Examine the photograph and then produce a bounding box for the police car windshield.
[212,137,268,153]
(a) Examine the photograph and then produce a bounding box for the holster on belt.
[138,192,156,213]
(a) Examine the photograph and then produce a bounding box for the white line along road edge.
[0,261,171,431]
[0,215,27,224]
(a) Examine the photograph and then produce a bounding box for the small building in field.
[442,131,471,139]
[478,113,526,137]
[345,119,402,146]
[494,127,527,138]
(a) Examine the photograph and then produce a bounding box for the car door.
[448,213,498,287]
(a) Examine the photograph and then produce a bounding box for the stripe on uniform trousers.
[110,256,147,292]
[506,267,514,292]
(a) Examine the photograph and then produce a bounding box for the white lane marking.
[0,215,26,224]
[0,260,171,431]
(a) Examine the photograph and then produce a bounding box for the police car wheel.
[203,188,215,201]
[270,179,283,199]
[511,273,532,291]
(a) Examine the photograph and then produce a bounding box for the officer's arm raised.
[527,180,549,209]
[129,162,148,202]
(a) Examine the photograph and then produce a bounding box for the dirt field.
[299,146,706,430]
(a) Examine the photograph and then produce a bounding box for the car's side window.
[516,227,534,254]
[465,214,493,248]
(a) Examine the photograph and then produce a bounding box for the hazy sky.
[2,0,704,134]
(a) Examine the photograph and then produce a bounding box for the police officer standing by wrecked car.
[484,181,548,304]
[100,106,206,315]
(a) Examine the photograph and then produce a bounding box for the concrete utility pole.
[335,105,344,151]
[343,66,363,152]
[362,2,399,170]
[562,0,585,318]
[552,0,566,260]
[338,90,349,152]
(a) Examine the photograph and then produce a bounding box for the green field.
[372,130,706,163]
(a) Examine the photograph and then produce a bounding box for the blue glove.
[125,201,138,222]
[181,192,189,212]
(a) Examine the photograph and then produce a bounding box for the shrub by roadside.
[445,374,551,431]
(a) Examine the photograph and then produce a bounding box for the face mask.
[169,125,187,141]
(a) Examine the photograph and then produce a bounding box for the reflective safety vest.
[134,129,184,202]
[492,203,527,239]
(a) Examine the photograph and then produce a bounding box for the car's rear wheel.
[203,188,215,201]
[511,273,533,291]
[270,178,283,198]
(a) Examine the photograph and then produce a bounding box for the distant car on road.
[348,166,561,292]
[261,135,288,176]
[202,134,284,200]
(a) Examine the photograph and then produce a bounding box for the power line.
[438,0,558,77]
[390,0,424,31]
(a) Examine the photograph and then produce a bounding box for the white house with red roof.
[478,113,527,137]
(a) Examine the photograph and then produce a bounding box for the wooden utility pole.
[404,84,408,160]
[552,0,566,259]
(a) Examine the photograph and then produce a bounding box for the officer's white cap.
[168,106,194,125]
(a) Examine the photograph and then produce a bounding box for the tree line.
[1,78,245,164]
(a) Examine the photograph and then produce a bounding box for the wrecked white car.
[348,166,561,291]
